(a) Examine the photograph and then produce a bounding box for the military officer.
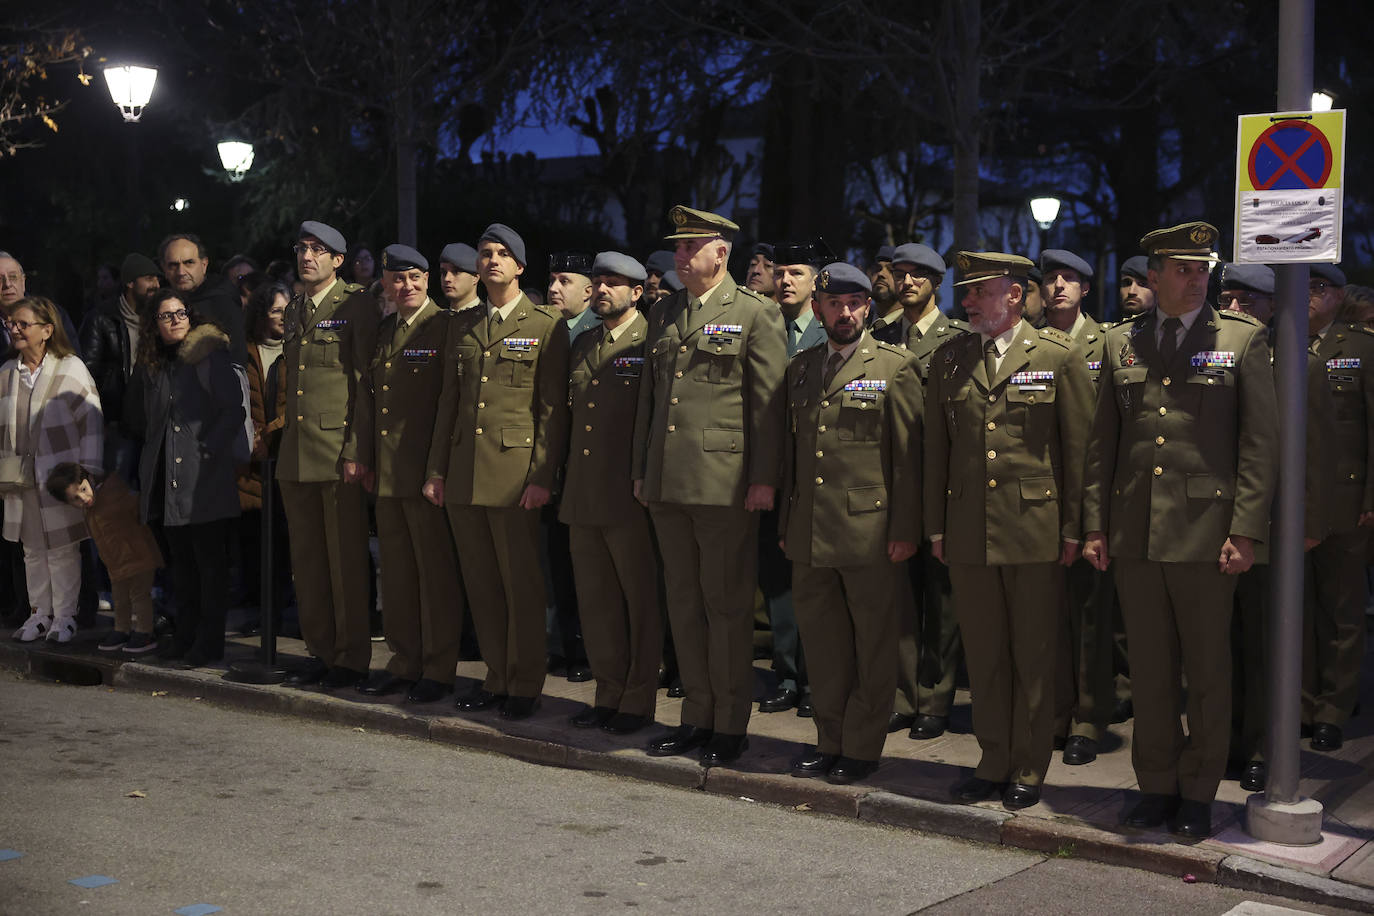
[277,220,380,689]
[353,245,463,704]
[781,262,922,785]
[633,205,788,767]
[866,245,898,329]
[560,252,663,735]
[928,251,1093,811]
[423,223,570,720]
[1022,267,1047,327]
[1119,256,1155,319]
[550,252,600,343]
[874,242,969,741]
[644,250,675,306]
[438,243,481,311]
[1039,248,1116,766]
[1083,221,1278,838]
[744,242,777,302]
[1305,263,1374,752]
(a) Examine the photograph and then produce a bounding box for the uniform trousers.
[896,545,961,718]
[648,502,758,734]
[1231,563,1270,763]
[375,496,463,683]
[279,479,372,672]
[1115,558,1235,802]
[793,561,902,762]
[569,508,663,717]
[1054,557,1117,741]
[447,504,546,699]
[949,561,1061,786]
[758,507,805,695]
[1303,527,1370,726]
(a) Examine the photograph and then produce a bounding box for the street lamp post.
[217,141,255,181]
[104,64,157,250]
[1030,196,1061,254]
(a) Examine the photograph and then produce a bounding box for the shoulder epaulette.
[734,286,768,306]
[875,340,908,356]
[1039,326,1074,347]
[533,304,562,320]
[1347,322,1374,337]
[946,318,972,333]
[1219,309,1264,327]
[343,282,365,294]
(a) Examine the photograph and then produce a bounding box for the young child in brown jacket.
[45,463,164,654]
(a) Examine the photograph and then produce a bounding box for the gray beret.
[591,251,647,283]
[1311,263,1347,286]
[1039,248,1094,280]
[816,262,872,296]
[645,250,675,276]
[299,220,346,255]
[890,243,945,276]
[440,243,477,274]
[381,244,428,273]
[1027,266,1043,285]
[120,252,160,282]
[1220,263,1275,295]
[875,245,895,263]
[479,223,526,266]
[1120,256,1150,282]
[662,270,684,292]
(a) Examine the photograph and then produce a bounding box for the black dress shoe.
[909,714,948,740]
[1240,760,1266,792]
[1062,735,1099,766]
[666,679,685,698]
[1110,698,1134,724]
[321,666,368,690]
[790,748,839,778]
[758,687,798,713]
[357,672,413,697]
[888,712,915,733]
[602,713,648,735]
[571,705,616,728]
[405,679,451,704]
[284,658,328,685]
[455,686,506,711]
[646,725,713,757]
[499,695,540,720]
[566,664,593,683]
[1052,734,1067,751]
[1311,722,1343,751]
[796,697,814,718]
[700,733,749,767]
[1170,799,1213,838]
[1124,792,1180,828]
[1003,783,1041,810]
[954,776,1004,802]
[826,757,878,785]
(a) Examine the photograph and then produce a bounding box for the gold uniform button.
[297,415,304,421]
[815,450,824,458]
[382,385,390,392]
[483,350,491,357]
[668,424,676,432]
[1163,377,1171,386]
[584,424,592,432]
[1158,407,1167,416]
[297,389,304,396]
[987,449,997,459]
[475,427,483,434]
[587,402,595,409]
[1351,473,1359,480]
[591,378,599,386]
[582,448,590,456]
[1044,489,1052,498]
[1207,378,1216,385]
[1153,466,1163,476]
[986,421,996,431]
[1215,489,1223,496]
[174,457,182,464]
[481,376,489,383]
[818,425,827,433]
[382,408,389,415]
[988,394,996,402]
[670,397,679,405]
[679,345,688,352]
[1156,436,1165,446]
[674,371,683,378]
[380,430,388,437]
[298,364,305,371]
[988,479,997,488]
[875,500,883,508]
[815,476,824,485]
[385,361,392,369]
[477,401,485,409]
[525,437,531,444]
[820,400,829,408]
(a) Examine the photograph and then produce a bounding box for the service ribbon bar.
[1009,370,1055,384]
[703,323,743,336]
[1328,358,1361,369]
[504,337,539,350]
[1191,350,1236,368]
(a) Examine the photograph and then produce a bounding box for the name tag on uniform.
[613,356,644,377]
[703,323,743,341]
[315,318,348,329]
[1328,358,1361,370]
[844,379,887,400]
[403,347,437,363]
[1010,370,1054,387]
[504,337,539,352]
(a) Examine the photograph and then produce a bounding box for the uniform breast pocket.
[650,338,675,382]
[837,392,883,441]
[498,345,536,387]
[1112,366,1148,414]
[1005,383,1056,438]
[696,334,741,383]
[1328,373,1364,421]
[452,345,477,379]
[1186,368,1235,415]
[311,331,342,368]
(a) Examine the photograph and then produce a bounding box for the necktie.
[1160,316,1182,366]
[822,349,846,388]
[984,338,999,384]
[489,309,504,338]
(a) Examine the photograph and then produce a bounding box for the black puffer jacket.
[77,298,132,424]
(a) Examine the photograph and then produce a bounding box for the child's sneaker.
[12,612,52,643]
[46,616,76,644]
[122,632,157,654]
[98,630,130,651]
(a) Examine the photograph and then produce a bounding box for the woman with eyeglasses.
[1,296,104,643]
[133,289,243,666]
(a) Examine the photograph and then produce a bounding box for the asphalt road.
[0,673,1352,915]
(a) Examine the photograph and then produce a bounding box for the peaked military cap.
[381,244,428,272]
[549,251,594,275]
[439,242,477,273]
[120,252,160,282]
[664,205,739,242]
[875,244,895,263]
[1040,248,1094,279]
[591,251,647,283]
[1120,255,1150,282]
[774,238,834,269]
[1311,263,1347,286]
[480,223,527,266]
[299,220,346,255]
[891,243,946,276]
[662,270,684,292]
[953,251,1035,287]
[816,262,872,296]
[751,242,775,260]
[1140,221,1220,261]
[1220,263,1275,295]
[645,250,675,276]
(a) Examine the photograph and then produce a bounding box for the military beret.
[1140,220,1219,261]
[1027,266,1043,285]
[953,251,1035,287]
[381,244,428,273]
[645,250,675,276]
[591,251,647,283]
[1040,248,1094,280]
[1220,263,1275,295]
[664,205,739,242]
[816,262,872,296]
[662,270,684,292]
[891,243,946,277]
[439,243,477,274]
[1311,263,1347,286]
[479,223,527,266]
[120,252,160,282]
[549,251,594,275]
[751,242,775,260]
[774,238,834,269]
[875,245,895,263]
[299,220,346,255]
[1120,256,1150,282]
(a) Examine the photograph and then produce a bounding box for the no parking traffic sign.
[1234,109,1345,264]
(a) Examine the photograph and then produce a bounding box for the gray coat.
[138,324,244,527]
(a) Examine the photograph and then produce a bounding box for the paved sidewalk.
[5,623,1374,912]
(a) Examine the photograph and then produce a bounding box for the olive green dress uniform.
[1084,305,1277,804]
[632,277,788,735]
[926,318,1093,786]
[276,278,380,674]
[426,295,571,701]
[559,311,662,719]
[356,298,464,684]
[781,331,922,762]
[1304,322,1374,728]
